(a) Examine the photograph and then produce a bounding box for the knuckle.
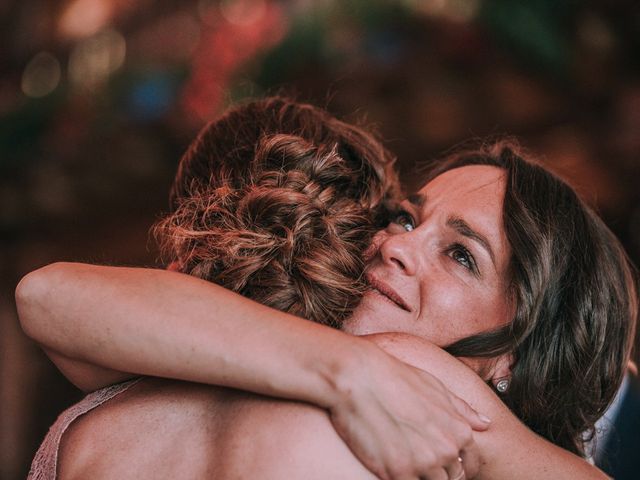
[385,452,415,479]
[437,439,460,462]
[456,423,473,445]
[416,440,455,470]
[448,416,467,433]
[416,448,437,469]
[415,457,438,475]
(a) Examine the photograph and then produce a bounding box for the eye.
[448,243,478,273]
[391,210,415,232]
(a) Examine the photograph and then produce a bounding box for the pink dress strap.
[28,378,142,480]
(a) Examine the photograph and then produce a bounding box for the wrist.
[318,335,376,412]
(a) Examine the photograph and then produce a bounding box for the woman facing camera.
[17,98,636,479]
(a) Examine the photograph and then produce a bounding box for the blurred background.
[1,0,639,478]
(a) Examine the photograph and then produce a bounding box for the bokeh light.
[408,0,480,23]
[58,0,113,40]
[219,0,268,26]
[21,52,61,98]
[68,29,126,89]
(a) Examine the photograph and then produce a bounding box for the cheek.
[422,279,466,318]
[466,289,513,333]
[489,292,514,328]
[418,280,470,341]
[421,280,506,341]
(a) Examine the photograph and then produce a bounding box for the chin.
[343,292,404,335]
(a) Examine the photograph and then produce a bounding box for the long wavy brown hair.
[154,97,401,328]
[434,141,638,456]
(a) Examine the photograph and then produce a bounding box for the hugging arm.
[16,262,488,480]
[366,333,610,480]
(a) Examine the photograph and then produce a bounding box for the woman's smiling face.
[344,165,513,347]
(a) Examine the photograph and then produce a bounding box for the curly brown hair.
[154,97,401,328]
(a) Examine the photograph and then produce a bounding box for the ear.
[488,353,514,388]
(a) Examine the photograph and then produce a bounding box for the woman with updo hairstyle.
[17,99,636,479]
[156,97,400,328]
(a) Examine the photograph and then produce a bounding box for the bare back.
[57,377,375,479]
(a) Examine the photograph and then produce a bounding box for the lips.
[365,273,412,312]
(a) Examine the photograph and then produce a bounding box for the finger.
[448,394,491,431]
[459,445,481,479]
[444,456,465,480]
[418,467,448,480]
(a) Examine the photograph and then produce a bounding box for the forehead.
[417,165,507,206]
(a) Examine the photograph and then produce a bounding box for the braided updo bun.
[154,97,400,328]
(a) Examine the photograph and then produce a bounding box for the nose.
[378,231,418,276]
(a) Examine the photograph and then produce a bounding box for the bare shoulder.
[364,333,609,480]
[57,378,228,480]
[362,333,504,411]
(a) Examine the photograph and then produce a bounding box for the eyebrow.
[407,193,426,207]
[446,216,497,269]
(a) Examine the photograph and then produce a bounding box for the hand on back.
[328,336,488,479]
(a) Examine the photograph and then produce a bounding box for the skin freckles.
[344,165,514,375]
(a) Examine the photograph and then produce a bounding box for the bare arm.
[17,262,346,402]
[16,262,487,479]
